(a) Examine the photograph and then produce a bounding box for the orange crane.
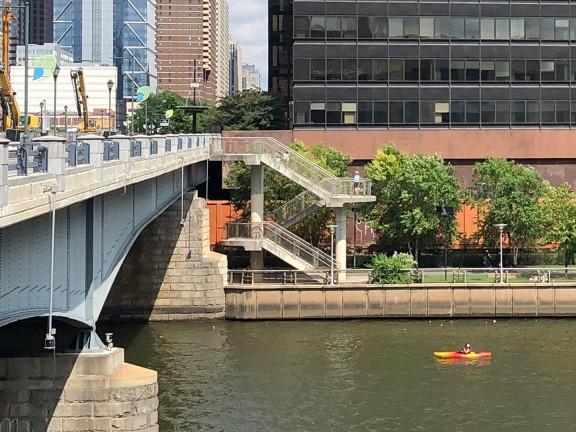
[70,68,100,132]
[0,1,38,131]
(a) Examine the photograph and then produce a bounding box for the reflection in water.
[101,319,576,432]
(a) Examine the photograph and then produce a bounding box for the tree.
[542,183,576,267]
[132,91,211,134]
[204,90,285,130]
[369,252,417,284]
[468,157,550,266]
[361,144,462,264]
[226,140,352,247]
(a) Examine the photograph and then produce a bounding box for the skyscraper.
[216,0,230,100]
[229,41,243,95]
[242,64,261,91]
[157,0,219,102]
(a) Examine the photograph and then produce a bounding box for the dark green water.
[103,319,576,431]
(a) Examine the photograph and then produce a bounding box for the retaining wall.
[225,283,576,319]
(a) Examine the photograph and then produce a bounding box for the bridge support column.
[335,207,347,282]
[251,164,264,279]
[0,348,158,431]
[0,138,9,207]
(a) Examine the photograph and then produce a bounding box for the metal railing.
[226,221,335,269]
[266,190,321,225]
[213,136,371,197]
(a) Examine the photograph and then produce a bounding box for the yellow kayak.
[434,351,492,359]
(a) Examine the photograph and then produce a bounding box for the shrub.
[369,252,417,284]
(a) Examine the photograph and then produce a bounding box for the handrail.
[226,221,335,269]
[265,190,321,225]
[214,136,372,197]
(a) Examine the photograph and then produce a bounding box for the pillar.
[335,207,347,282]
[33,135,67,192]
[0,138,9,207]
[250,164,264,273]
[81,134,105,181]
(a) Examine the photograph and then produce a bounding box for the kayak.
[434,351,492,359]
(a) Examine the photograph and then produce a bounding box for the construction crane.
[0,1,38,132]
[70,68,100,133]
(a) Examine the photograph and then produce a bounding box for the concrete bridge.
[0,131,374,431]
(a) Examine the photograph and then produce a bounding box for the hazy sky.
[229,0,268,90]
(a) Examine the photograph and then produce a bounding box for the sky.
[229,0,268,90]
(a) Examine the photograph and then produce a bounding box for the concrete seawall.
[225,283,576,319]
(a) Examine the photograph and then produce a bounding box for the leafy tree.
[542,183,576,267]
[361,144,462,264]
[226,140,352,247]
[204,90,285,130]
[132,91,211,134]
[468,157,550,266]
[369,252,417,284]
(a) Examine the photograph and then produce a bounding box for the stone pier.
[0,349,158,431]
[101,192,227,321]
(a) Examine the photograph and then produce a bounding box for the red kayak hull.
[434,351,492,359]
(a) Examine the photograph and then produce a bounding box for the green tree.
[132,91,211,134]
[226,140,352,247]
[204,90,285,130]
[469,157,550,266]
[362,144,462,264]
[369,252,417,284]
[542,183,576,267]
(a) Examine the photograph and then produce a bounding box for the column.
[335,207,347,282]
[0,138,10,207]
[250,164,264,274]
[81,134,105,181]
[33,135,67,192]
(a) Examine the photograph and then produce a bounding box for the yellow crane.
[0,1,38,132]
[70,68,100,132]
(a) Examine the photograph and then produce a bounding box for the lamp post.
[352,208,357,269]
[328,224,337,285]
[52,64,60,135]
[107,79,114,136]
[39,101,44,131]
[64,105,68,132]
[495,223,507,283]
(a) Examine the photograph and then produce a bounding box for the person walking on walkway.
[353,171,360,195]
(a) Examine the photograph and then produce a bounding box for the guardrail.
[212,136,371,197]
[266,190,321,226]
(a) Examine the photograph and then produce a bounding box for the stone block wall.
[102,193,227,321]
[0,349,158,431]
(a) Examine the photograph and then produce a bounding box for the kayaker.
[459,343,472,354]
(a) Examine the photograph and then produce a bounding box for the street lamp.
[39,101,44,131]
[64,105,68,132]
[107,79,114,136]
[328,224,337,285]
[495,223,507,283]
[52,64,60,135]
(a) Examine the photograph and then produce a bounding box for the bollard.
[32,135,67,192]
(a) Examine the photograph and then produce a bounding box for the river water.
[101,319,576,431]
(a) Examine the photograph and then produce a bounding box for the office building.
[229,41,243,95]
[157,0,219,102]
[16,43,74,66]
[242,64,261,90]
[216,0,231,99]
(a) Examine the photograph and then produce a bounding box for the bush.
[369,252,417,284]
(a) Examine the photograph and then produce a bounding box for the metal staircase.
[224,221,334,270]
[212,136,376,271]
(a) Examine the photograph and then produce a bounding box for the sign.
[190,83,200,89]
[160,121,169,127]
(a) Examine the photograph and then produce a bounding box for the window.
[451,102,465,123]
[511,19,525,39]
[452,18,465,39]
[389,18,404,38]
[481,19,494,39]
[294,59,310,80]
[374,102,388,123]
[526,60,539,81]
[512,101,525,123]
[525,18,539,39]
[466,101,480,123]
[435,17,450,39]
[405,102,419,123]
[342,59,357,81]
[495,60,510,81]
[389,59,404,80]
[526,101,540,123]
[358,59,373,80]
[466,60,480,81]
[326,17,342,38]
[358,102,373,123]
[420,101,435,123]
[342,102,357,124]
[465,18,480,39]
[342,17,357,39]
[571,102,576,123]
[326,102,341,124]
[294,102,310,124]
[496,101,510,123]
[495,19,509,39]
[557,101,570,123]
[405,59,419,81]
[481,101,495,123]
[327,59,341,80]
[541,61,555,81]
[512,60,526,81]
[556,60,569,81]
[420,59,433,80]
[311,59,326,80]
[451,60,465,81]
[310,17,325,38]
[420,18,434,39]
[556,19,569,40]
[435,102,449,123]
[541,101,555,123]
[389,102,404,123]
[294,16,310,38]
[481,61,495,81]
[404,18,419,38]
[541,18,554,39]
[359,16,388,38]
[434,59,450,80]
[310,102,325,123]
[374,59,388,80]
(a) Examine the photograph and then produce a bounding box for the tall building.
[15,43,74,66]
[53,0,156,127]
[242,64,261,91]
[157,0,218,102]
[229,41,242,95]
[271,0,576,130]
[216,0,230,100]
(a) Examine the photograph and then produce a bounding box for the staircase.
[224,221,334,270]
[212,136,376,271]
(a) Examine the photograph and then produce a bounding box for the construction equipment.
[0,1,39,132]
[70,68,100,132]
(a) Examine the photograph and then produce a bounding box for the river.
[99,319,576,431]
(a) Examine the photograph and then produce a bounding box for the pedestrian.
[282,151,290,165]
[353,170,360,195]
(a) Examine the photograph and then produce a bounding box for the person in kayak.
[459,343,472,354]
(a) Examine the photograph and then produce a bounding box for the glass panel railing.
[225,221,335,269]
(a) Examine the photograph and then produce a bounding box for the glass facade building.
[271,0,576,129]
